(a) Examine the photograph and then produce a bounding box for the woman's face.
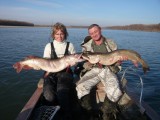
[88,26,101,41]
[54,30,65,42]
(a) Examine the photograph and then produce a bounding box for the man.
[76,24,123,119]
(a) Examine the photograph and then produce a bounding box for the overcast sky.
[0,0,160,26]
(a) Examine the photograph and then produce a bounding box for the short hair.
[52,22,68,40]
[88,24,101,30]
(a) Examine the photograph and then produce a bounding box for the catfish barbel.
[82,49,150,74]
[13,54,83,73]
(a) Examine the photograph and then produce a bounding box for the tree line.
[0,19,34,26]
[1,19,160,32]
[105,24,160,32]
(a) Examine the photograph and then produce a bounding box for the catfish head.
[65,53,84,66]
[82,52,100,64]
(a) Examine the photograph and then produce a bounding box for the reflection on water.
[0,27,160,119]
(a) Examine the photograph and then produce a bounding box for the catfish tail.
[139,59,150,74]
[13,62,23,73]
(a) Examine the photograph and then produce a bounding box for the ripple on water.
[0,28,160,119]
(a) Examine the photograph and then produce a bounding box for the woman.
[43,22,76,119]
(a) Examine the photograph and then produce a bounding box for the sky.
[0,0,160,26]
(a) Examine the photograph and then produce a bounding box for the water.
[0,27,160,119]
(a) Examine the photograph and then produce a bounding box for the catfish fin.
[23,65,34,70]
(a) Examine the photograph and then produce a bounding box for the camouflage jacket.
[81,36,121,74]
[81,36,117,52]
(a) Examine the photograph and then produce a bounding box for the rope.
[120,65,144,113]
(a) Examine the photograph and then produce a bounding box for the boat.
[16,76,160,120]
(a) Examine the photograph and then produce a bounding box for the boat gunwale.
[16,88,43,120]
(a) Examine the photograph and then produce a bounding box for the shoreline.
[0,25,36,28]
[0,25,160,32]
[0,25,51,28]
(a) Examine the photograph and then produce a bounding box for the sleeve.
[107,39,118,51]
[69,42,76,54]
[82,47,86,52]
[43,43,51,58]
[81,40,93,52]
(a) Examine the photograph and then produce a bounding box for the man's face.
[88,26,101,41]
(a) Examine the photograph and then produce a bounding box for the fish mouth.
[81,51,94,60]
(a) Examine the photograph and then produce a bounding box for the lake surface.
[0,27,160,119]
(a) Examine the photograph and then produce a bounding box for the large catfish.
[82,49,150,74]
[13,54,83,74]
